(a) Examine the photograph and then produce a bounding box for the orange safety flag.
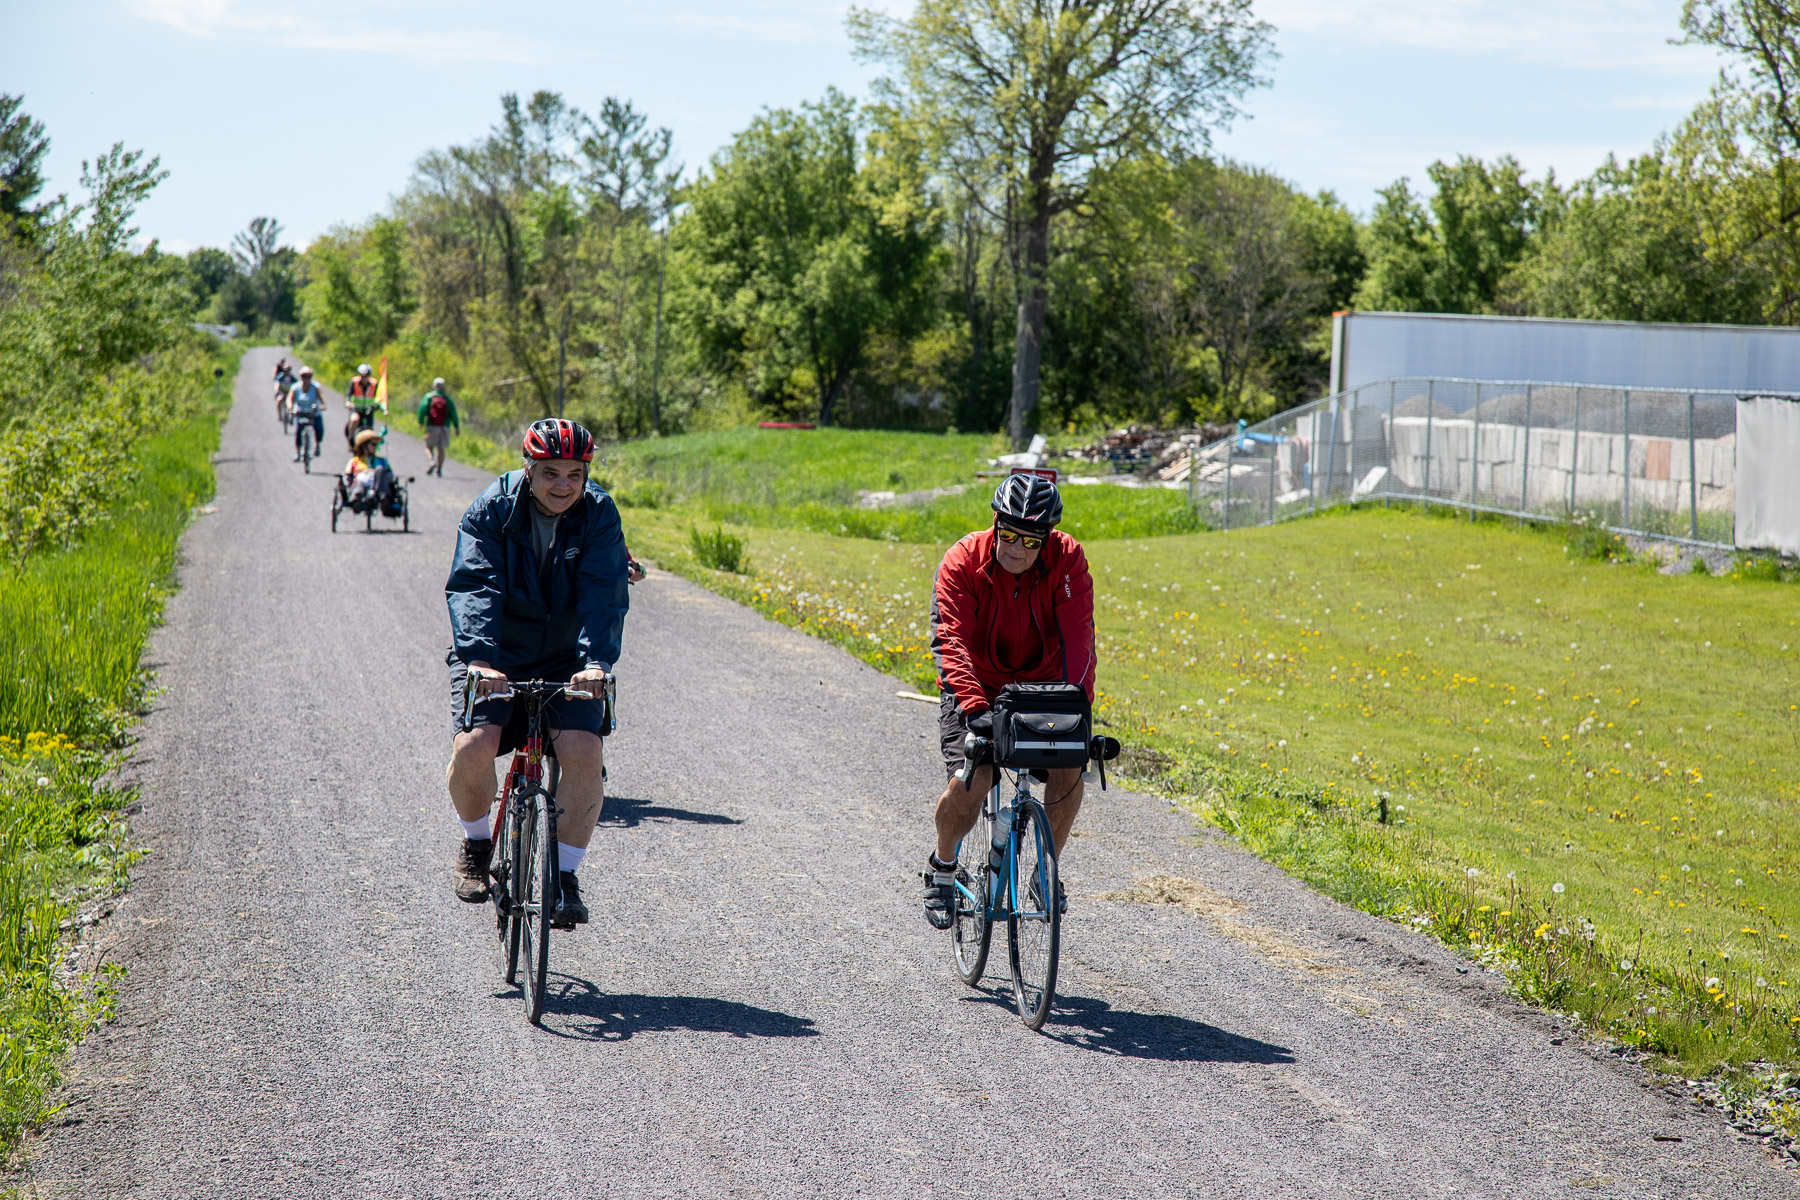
[374,356,390,413]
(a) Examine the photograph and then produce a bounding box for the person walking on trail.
[921,472,1095,930]
[444,417,629,930]
[288,366,326,460]
[417,377,460,477]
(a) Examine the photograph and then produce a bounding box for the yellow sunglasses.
[994,524,1045,550]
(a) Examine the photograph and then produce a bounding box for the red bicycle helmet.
[522,417,594,462]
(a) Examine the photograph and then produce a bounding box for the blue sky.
[1,1,1728,254]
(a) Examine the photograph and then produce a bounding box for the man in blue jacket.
[444,417,629,928]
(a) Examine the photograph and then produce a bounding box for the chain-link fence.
[1187,377,1783,546]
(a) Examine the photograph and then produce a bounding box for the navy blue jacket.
[445,470,629,673]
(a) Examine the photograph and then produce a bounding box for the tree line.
[94,1,1800,447]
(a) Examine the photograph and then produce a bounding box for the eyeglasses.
[994,525,1044,550]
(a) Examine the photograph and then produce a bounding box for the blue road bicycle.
[946,705,1119,1031]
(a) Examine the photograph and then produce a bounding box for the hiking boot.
[551,870,588,929]
[922,858,957,931]
[453,837,493,903]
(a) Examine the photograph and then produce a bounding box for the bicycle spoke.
[1007,798,1061,1031]
[951,803,993,987]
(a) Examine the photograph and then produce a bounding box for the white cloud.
[1257,0,1720,74]
[124,0,550,63]
[673,13,829,43]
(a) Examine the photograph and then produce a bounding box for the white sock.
[459,816,492,842]
[557,842,587,873]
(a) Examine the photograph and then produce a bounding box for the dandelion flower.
[1620,960,1634,972]
[35,776,50,787]
[1552,882,1565,894]
[1466,867,1480,879]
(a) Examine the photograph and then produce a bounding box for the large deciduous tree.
[674,90,940,426]
[1679,1,1800,317]
[850,0,1271,447]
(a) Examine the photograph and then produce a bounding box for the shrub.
[1561,514,1628,562]
[690,524,750,573]
[1732,553,1787,582]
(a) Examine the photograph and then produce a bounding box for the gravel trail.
[19,350,1797,1198]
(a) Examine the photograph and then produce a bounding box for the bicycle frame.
[953,766,1047,923]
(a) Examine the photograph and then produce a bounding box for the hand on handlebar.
[567,666,611,700]
[469,664,512,699]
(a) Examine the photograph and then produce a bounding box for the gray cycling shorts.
[447,654,603,755]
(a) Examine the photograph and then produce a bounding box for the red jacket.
[930,527,1095,715]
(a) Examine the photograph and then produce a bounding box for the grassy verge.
[0,340,238,1152]
[603,436,1798,1081]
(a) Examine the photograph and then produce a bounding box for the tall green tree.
[1355,156,1560,314]
[1501,148,1770,322]
[0,95,50,230]
[1679,1,1800,316]
[674,90,940,426]
[850,0,1272,447]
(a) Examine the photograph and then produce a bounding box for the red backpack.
[427,393,449,424]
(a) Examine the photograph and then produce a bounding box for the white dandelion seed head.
[1552,882,1565,894]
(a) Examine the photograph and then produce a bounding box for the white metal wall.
[1331,312,1800,397]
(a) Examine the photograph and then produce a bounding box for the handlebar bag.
[992,682,1090,770]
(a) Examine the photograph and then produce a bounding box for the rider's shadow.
[596,795,743,829]
[961,988,1295,1063]
[539,978,821,1043]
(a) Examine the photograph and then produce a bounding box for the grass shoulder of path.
[618,472,1799,1088]
[0,340,238,1155]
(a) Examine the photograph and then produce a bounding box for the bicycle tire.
[951,799,993,986]
[493,794,521,984]
[401,494,409,533]
[1007,798,1061,1031]
[519,786,556,1024]
[365,504,372,532]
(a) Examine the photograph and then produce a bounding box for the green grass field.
[587,427,1800,1079]
[0,343,237,1153]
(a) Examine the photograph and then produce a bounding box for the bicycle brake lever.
[956,733,989,789]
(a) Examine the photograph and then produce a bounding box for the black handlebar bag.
[992,682,1090,770]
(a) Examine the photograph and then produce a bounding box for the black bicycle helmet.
[991,471,1062,535]
[522,417,595,463]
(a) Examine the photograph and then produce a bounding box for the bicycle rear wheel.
[951,800,993,986]
[1007,798,1061,1031]
[492,795,520,984]
[518,787,556,1024]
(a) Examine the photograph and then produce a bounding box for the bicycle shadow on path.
[595,794,744,829]
[535,977,821,1043]
[961,988,1295,1063]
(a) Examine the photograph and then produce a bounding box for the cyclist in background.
[344,363,384,451]
[921,472,1095,930]
[417,377,460,477]
[444,418,630,929]
[272,359,294,417]
[289,366,326,461]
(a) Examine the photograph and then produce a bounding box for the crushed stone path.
[18,349,1796,1199]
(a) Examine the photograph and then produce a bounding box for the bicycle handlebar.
[459,670,614,733]
[957,730,1122,790]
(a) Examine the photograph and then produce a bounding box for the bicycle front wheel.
[518,787,556,1024]
[1007,798,1061,1031]
[951,803,993,986]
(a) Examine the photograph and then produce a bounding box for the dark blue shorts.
[447,654,604,755]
